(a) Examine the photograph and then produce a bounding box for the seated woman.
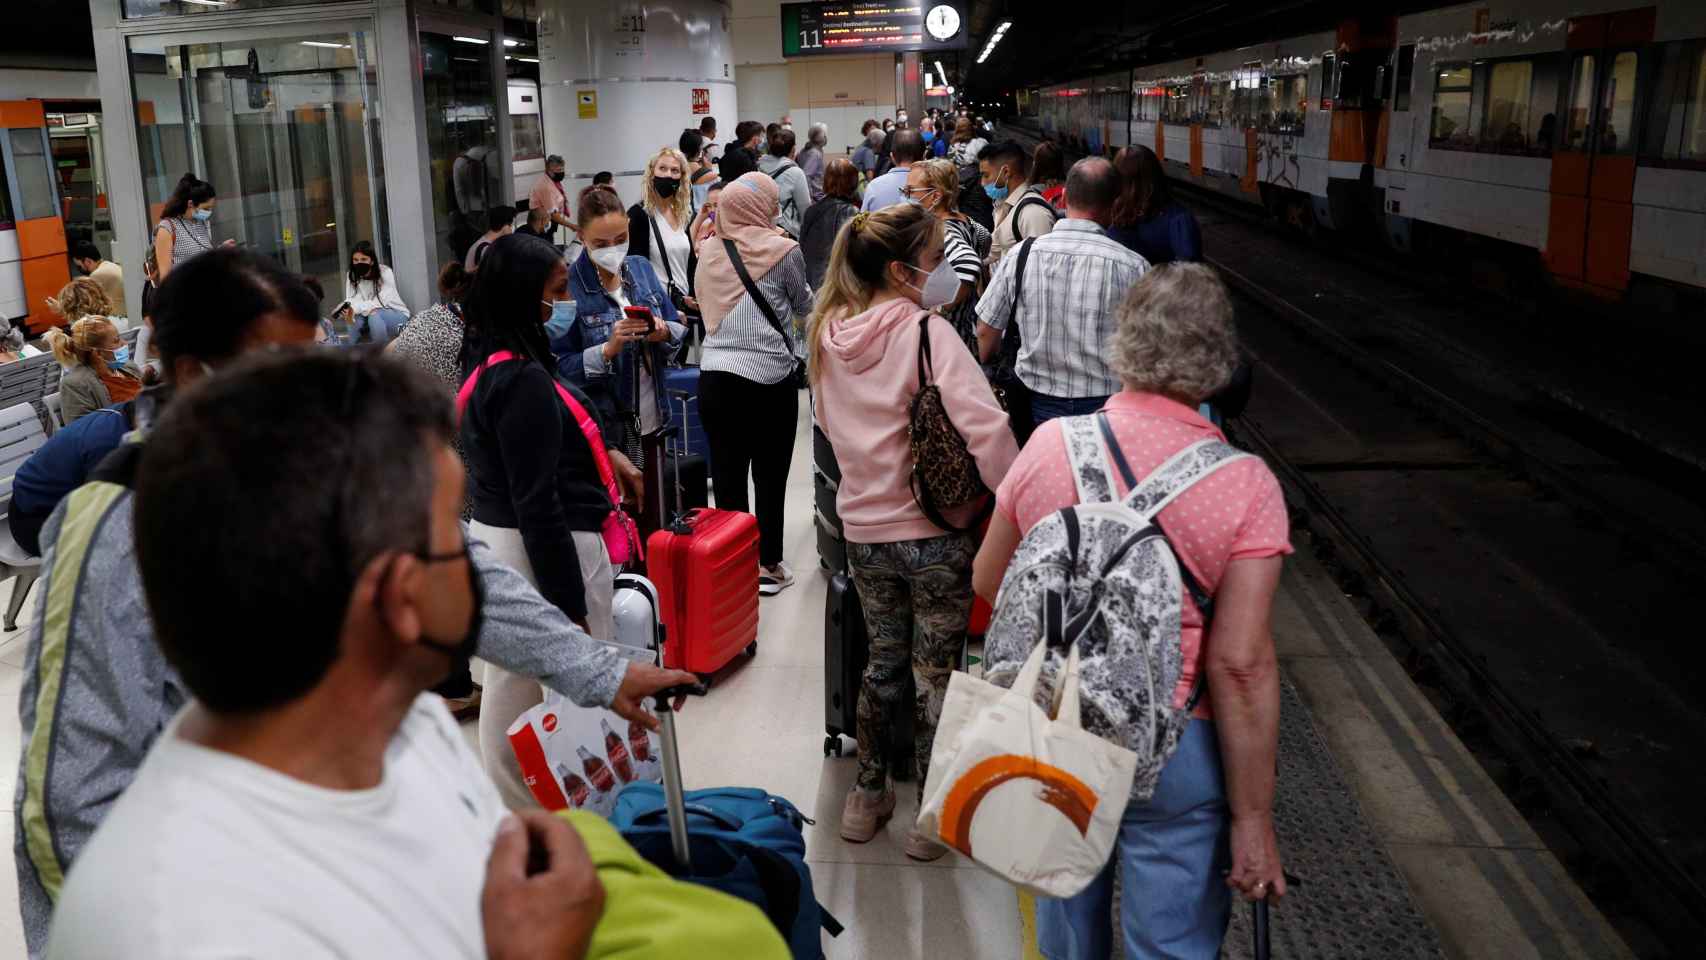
[973,263,1289,960]
[555,184,685,460]
[44,303,143,425]
[339,240,410,343]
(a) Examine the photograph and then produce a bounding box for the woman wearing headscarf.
[692,172,813,597]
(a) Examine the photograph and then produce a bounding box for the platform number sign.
[781,2,968,57]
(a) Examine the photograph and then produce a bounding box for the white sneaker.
[759,562,795,596]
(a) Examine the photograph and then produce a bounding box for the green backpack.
[565,810,792,959]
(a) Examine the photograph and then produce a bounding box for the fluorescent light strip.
[179,1,227,7]
[517,57,539,63]
[301,41,350,49]
[503,39,520,47]
[975,20,1012,65]
[453,36,489,45]
[934,59,946,83]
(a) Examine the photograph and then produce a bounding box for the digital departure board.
[781,2,969,57]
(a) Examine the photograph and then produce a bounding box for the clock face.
[926,4,961,42]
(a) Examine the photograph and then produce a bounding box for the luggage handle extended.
[650,683,710,871]
[665,388,697,536]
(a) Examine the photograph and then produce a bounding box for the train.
[1028,0,1706,302]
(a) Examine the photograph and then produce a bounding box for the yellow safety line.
[1017,890,1044,960]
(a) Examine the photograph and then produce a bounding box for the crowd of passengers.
[9,106,1284,960]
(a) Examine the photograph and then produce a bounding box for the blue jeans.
[361,307,409,343]
[1036,722,1231,960]
[1030,392,1110,429]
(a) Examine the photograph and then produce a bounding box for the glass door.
[128,26,388,300]
[418,26,503,274]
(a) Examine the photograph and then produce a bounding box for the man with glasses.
[45,349,606,957]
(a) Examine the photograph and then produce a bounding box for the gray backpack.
[984,413,1252,800]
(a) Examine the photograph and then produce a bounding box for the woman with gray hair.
[798,122,829,203]
[972,262,1291,960]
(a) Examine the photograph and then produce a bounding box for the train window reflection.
[1562,54,1596,152]
[1599,51,1638,155]
[1394,45,1416,112]
[1264,74,1307,134]
[1429,65,1473,146]
[1484,61,1534,152]
[1641,40,1706,166]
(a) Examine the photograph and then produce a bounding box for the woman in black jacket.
[459,232,644,808]
[799,157,862,291]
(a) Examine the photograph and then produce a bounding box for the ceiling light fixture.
[517,56,539,63]
[975,20,1012,65]
[179,1,227,6]
[300,41,350,49]
[453,36,489,45]
[503,38,520,47]
[934,59,946,83]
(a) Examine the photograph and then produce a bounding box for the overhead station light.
[301,40,350,49]
[453,36,490,45]
[934,59,947,82]
[976,20,1012,65]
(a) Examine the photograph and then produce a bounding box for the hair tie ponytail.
[850,211,870,233]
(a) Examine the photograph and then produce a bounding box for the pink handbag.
[457,350,642,567]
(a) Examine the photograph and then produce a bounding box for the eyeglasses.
[900,186,937,199]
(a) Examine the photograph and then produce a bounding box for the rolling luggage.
[638,403,710,543]
[662,368,711,468]
[647,507,760,679]
[613,691,843,959]
[822,572,915,780]
[812,420,847,573]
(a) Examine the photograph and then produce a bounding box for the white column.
[374,0,433,317]
[87,0,147,323]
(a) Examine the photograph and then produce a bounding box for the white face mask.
[901,259,959,310]
[589,245,627,275]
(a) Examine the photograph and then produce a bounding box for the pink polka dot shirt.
[995,390,1293,716]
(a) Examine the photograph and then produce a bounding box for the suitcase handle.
[650,684,708,871]
[627,801,742,832]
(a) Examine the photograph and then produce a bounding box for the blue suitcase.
[663,365,711,469]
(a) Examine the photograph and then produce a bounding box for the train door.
[1545,7,1654,293]
[0,102,69,332]
[1384,44,1416,200]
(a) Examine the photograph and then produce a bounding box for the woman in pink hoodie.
[808,204,1018,860]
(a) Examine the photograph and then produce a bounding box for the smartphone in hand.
[623,305,657,336]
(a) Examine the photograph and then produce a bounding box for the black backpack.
[958,166,994,232]
[1006,192,1059,245]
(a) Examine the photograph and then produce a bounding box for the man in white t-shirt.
[47,351,607,959]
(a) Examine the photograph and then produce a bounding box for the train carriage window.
[511,113,543,163]
[1598,51,1639,155]
[1562,54,1597,151]
[1394,44,1416,111]
[1320,53,1336,110]
[1641,40,1706,166]
[1265,73,1307,134]
[1484,60,1534,152]
[1166,82,1192,124]
[1430,64,1474,146]
[1205,79,1228,127]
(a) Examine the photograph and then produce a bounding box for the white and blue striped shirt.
[975,219,1150,399]
[700,247,814,385]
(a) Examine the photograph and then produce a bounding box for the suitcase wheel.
[696,671,714,690]
[744,641,758,659]
[824,735,843,757]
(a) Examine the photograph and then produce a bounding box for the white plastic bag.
[916,640,1138,898]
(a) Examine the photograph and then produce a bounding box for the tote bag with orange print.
[915,633,1137,898]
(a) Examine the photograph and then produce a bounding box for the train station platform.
[0,404,1632,959]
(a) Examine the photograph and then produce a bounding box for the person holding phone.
[556,184,685,460]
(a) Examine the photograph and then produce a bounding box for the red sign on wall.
[692,88,710,115]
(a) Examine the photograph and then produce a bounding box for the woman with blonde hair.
[808,203,1016,859]
[626,145,697,313]
[903,158,990,354]
[45,276,113,329]
[44,313,142,425]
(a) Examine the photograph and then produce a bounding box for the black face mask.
[414,539,485,662]
[354,262,375,277]
[652,176,681,199]
[550,171,566,183]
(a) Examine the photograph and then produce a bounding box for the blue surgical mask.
[109,346,130,367]
[983,183,1009,203]
[191,207,213,222]
[541,299,577,340]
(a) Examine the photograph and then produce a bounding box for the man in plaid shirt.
[975,157,1150,429]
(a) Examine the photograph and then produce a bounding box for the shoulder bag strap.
[915,313,934,387]
[649,214,675,287]
[1060,415,1117,504]
[720,238,794,353]
[1006,236,1034,336]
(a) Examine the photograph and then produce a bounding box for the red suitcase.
[647,508,760,678]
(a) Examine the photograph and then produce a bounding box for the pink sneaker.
[839,786,896,843]
[903,827,950,862]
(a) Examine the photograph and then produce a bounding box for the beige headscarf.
[694,172,798,335]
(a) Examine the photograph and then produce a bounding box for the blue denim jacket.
[555,251,686,430]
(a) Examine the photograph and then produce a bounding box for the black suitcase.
[823,572,914,780]
[813,422,847,573]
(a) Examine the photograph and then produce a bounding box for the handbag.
[916,601,1137,898]
[457,351,643,567]
[721,238,807,388]
[908,314,990,533]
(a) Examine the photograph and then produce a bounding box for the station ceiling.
[959,0,1437,99]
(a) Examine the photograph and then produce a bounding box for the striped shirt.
[942,216,990,355]
[700,247,813,385]
[155,217,214,267]
[975,219,1150,399]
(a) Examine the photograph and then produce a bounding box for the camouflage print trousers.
[847,532,976,799]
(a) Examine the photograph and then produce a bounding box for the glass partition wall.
[129,28,388,301]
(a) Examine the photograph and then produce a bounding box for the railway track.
[992,123,1706,956]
